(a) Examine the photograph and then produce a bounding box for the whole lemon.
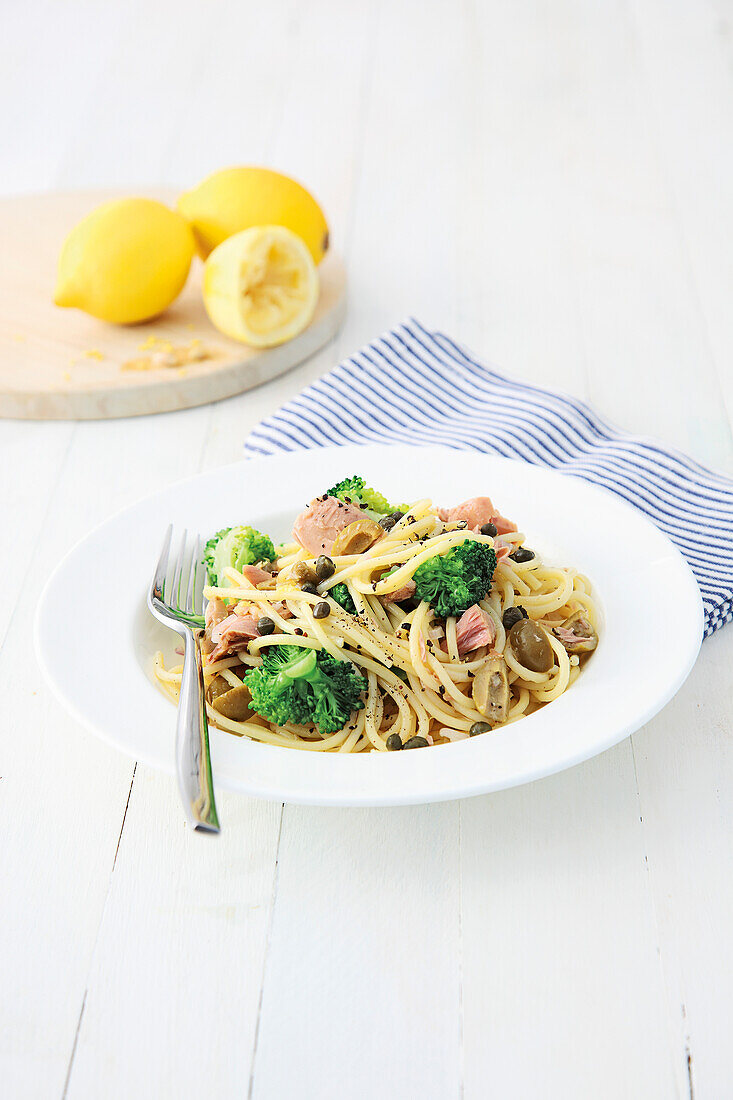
[178,167,329,263]
[54,198,195,324]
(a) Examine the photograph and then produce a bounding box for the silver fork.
[147,525,220,834]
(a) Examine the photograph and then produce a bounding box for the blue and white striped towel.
[245,319,733,638]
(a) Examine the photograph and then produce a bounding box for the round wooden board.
[0,190,346,420]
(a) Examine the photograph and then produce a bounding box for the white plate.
[35,444,703,806]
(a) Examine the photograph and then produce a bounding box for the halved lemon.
[202,225,319,348]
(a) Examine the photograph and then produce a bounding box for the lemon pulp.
[203,225,319,348]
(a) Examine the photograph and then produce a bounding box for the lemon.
[202,225,319,348]
[178,167,329,263]
[54,198,195,324]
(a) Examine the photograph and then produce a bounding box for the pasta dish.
[154,474,599,752]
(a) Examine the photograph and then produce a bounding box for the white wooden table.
[3,2,733,1097]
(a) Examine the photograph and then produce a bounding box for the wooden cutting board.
[0,190,347,420]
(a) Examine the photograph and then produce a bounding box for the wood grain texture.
[2,1,733,1097]
[0,191,346,419]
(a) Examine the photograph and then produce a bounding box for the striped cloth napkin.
[245,319,733,638]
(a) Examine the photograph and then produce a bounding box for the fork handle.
[176,627,220,833]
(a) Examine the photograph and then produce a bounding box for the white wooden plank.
[53,0,212,189]
[563,0,733,472]
[64,769,282,1099]
[631,0,733,450]
[0,421,73,641]
[164,0,308,187]
[250,804,461,1100]
[455,1,587,395]
[462,749,678,1099]
[629,628,733,1100]
[330,0,467,346]
[0,1,135,193]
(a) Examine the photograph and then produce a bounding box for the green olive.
[331,517,383,555]
[471,655,510,723]
[207,675,231,702]
[508,618,554,673]
[211,684,252,721]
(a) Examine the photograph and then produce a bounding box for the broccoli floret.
[327,474,402,516]
[329,583,357,615]
[204,525,276,586]
[244,645,366,735]
[413,540,497,618]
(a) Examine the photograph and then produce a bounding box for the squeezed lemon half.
[54,198,194,324]
[179,167,329,263]
[202,225,319,348]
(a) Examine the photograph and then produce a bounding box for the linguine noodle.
[155,498,599,752]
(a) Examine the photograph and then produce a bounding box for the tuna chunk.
[552,615,598,654]
[204,597,228,634]
[379,579,417,605]
[455,604,496,656]
[239,563,273,586]
[438,496,517,535]
[292,495,366,555]
[208,613,260,662]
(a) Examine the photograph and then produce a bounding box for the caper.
[300,581,318,595]
[509,618,553,673]
[315,555,335,580]
[257,616,275,636]
[313,601,331,619]
[469,721,492,736]
[293,562,318,584]
[403,736,429,749]
[378,511,405,531]
[480,522,498,537]
[386,733,403,751]
[502,605,528,631]
[509,547,535,564]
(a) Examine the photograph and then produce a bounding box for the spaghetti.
[154,490,599,752]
